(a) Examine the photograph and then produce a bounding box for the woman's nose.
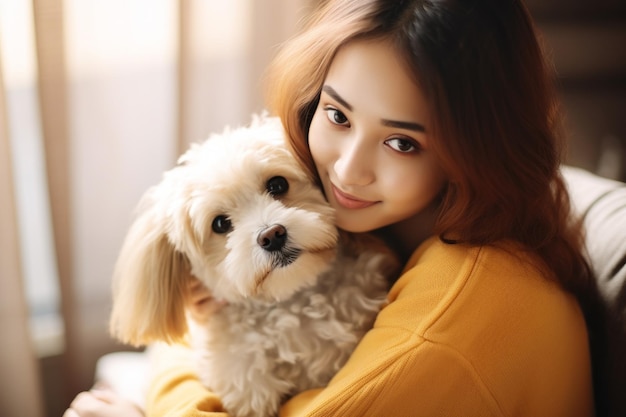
[333,135,375,186]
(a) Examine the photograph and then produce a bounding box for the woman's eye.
[385,137,421,153]
[211,215,232,234]
[266,176,289,197]
[324,107,350,126]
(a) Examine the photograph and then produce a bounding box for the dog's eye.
[211,215,232,234]
[266,176,289,197]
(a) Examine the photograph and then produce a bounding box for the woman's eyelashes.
[385,137,422,154]
[324,106,349,126]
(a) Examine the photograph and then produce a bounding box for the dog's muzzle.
[257,224,300,267]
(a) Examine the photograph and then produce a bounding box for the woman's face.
[308,39,447,233]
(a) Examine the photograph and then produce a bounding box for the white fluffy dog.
[109,115,399,417]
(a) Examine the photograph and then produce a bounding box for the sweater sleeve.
[279,328,501,417]
[145,343,230,417]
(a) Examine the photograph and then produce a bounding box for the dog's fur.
[109,115,400,417]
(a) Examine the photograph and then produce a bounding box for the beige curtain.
[0,42,46,417]
[0,1,314,416]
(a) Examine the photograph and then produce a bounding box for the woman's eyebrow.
[322,85,352,111]
[381,119,425,132]
[322,84,425,132]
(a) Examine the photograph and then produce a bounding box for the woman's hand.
[185,277,227,324]
[63,389,144,417]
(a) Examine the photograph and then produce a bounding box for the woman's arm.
[146,343,228,417]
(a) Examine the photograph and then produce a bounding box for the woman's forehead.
[324,39,429,126]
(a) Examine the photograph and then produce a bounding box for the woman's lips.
[331,185,377,209]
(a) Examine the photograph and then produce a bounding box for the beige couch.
[563,166,626,417]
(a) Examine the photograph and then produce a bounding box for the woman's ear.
[109,210,190,346]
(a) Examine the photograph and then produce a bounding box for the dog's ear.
[109,209,190,346]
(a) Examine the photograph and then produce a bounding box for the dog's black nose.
[257,224,287,252]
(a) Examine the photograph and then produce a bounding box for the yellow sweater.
[146,237,594,417]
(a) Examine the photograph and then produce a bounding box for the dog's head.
[109,115,338,346]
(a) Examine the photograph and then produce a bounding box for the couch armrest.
[562,165,626,417]
[562,165,626,307]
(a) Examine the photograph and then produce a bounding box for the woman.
[66,1,601,415]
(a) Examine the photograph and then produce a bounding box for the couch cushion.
[563,166,626,308]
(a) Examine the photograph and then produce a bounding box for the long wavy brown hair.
[265,1,605,404]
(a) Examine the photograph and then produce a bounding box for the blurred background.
[0,1,624,416]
